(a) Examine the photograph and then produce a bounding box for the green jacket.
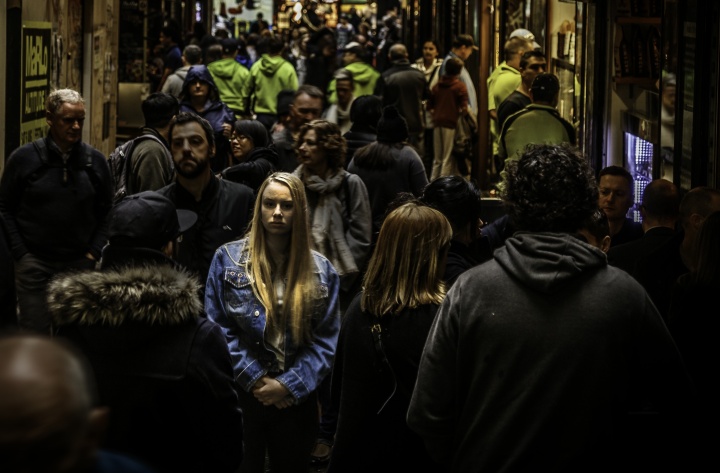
[208,58,251,114]
[488,62,522,154]
[327,61,380,104]
[249,54,298,115]
[498,103,576,186]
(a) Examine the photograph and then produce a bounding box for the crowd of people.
[0,12,717,473]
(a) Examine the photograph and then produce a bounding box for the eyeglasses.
[231,134,250,142]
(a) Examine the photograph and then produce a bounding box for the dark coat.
[0,214,16,328]
[377,59,427,133]
[272,126,299,173]
[328,294,440,472]
[610,217,644,247]
[343,129,376,164]
[48,247,244,473]
[632,231,687,320]
[221,145,278,193]
[444,238,493,287]
[157,176,254,286]
[607,226,677,275]
[0,137,113,261]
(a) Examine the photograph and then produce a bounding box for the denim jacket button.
[254,310,260,316]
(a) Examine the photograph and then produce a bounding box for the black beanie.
[376,105,409,143]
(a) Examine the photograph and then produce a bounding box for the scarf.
[294,165,359,279]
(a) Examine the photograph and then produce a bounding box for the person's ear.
[600,235,612,254]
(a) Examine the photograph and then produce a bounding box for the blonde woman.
[205,172,340,473]
[327,201,451,473]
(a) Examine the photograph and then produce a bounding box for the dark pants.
[238,388,318,473]
[15,253,96,334]
[315,283,361,448]
[422,128,434,178]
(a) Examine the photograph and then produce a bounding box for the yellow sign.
[20,22,52,145]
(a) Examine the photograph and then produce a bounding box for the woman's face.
[231,132,254,162]
[297,129,327,175]
[261,181,295,237]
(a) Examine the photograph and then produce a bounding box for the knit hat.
[376,105,408,143]
[108,191,197,249]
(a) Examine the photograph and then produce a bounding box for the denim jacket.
[205,238,340,403]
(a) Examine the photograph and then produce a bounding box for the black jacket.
[0,137,113,261]
[48,246,244,473]
[157,176,254,285]
[377,59,427,133]
[343,130,377,164]
[221,145,278,194]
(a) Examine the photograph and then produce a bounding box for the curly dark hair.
[295,119,347,171]
[502,143,598,233]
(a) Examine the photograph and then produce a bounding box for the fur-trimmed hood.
[48,265,203,327]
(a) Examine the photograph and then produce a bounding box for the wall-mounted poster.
[21,22,52,146]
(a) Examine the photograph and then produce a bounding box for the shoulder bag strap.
[370,316,397,414]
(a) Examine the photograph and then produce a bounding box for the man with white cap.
[487,30,536,176]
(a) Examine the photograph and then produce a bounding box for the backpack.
[108,134,169,204]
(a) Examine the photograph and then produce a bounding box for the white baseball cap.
[510,28,541,50]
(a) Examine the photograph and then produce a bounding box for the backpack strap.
[31,138,50,166]
[369,317,397,414]
[81,142,102,192]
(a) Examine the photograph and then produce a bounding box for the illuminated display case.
[623,111,658,222]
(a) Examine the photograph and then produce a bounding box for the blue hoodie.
[179,66,236,171]
[180,65,236,133]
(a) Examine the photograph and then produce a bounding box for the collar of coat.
[48,264,203,327]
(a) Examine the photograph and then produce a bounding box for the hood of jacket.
[48,264,203,327]
[494,232,606,294]
[182,65,220,96]
[248,145,280,166]
[174,66,191,80]
[257,54,289,76]
[208,58,244,80]
[345,61,380,86]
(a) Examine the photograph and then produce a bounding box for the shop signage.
[20,22,52,146]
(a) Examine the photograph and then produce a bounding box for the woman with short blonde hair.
[327,201,451,472]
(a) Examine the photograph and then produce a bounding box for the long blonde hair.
[361,202,452,316]
[247,173,316,344]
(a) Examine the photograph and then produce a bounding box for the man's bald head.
[389,43,408,61]
[0,335,102,473]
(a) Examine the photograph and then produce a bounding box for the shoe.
[310,441,332,465]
